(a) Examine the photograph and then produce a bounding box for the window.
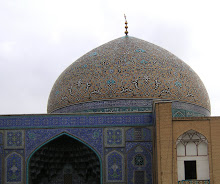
[184,161,197,180]
[134,154,144,166]
[176,130,209,181]
[135,171,145,184]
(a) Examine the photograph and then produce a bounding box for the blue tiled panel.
[105,147,125,154]
[127,145,152,184]
[0,113,152,129]
[5,131,24,149]
[4,150,24,156]
[0,156,1,184]
[142,128,152,141]
[0,133,2,144]
[25,128,103,159]
[6,153,22,183]
[126,142,153,153]
[126,128,152,141]
[106,151,124,182]
[105,128,124,147]
[0,146,3,155]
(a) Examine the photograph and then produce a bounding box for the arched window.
[176,130,209,181]
[134,154,145,166]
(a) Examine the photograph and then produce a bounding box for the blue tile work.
[53,99,153,113]
[106,151,124,182]
[126,128,152,141]
[5,150,24,156]
[104,128,124,147]
[126,142,153,155]
[0,156,2,184]
[0,146,2,155]
[0,113,152,129]
[0,133,2,145]
[6,152,23,183]
[172,108,205,117]
[105,147,124,155]
[127,145,152,184]
[5,130,24,149]
[25,128,103,160]
[172,101,210,117]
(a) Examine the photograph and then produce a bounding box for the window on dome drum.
[184,161,197,180]
[176,130,210,181]
[134,171,145,184]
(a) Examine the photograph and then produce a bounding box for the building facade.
[0,36,218,184]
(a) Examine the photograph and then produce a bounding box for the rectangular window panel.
[184,160,197,180]
[135,128,142,140]
[135,171,145,184]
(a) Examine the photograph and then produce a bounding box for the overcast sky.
[0,0,219,115]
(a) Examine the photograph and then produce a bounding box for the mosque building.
[0,19,219,184]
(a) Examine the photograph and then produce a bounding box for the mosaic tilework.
[0,156,2,184]
[5,150,24,156]
[126,142,153,154]
[105,128,125,147]
[0,146,2,155]
[172,108,205,117]
[48,36,210,114]
[105,147,124,154]
[126,128,152,141]
[4,130,24,149]
[172,101,210,116]
[0,113,152,129]
[54,99,153,113]
[25,128,103,159]
[106,151,124,182]
[127,145,152,184]
[0,133,2,145]
[6,152,23,183]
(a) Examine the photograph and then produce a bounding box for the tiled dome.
[47,36,210,115]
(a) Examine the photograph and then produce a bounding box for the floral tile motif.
[106,151,124,182]
[5,152,23,184]
[4,130,24,149]
[104,128,125,147]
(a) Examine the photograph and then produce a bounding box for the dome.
[47,36,210,116]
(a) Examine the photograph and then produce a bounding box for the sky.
[0,0,220,115]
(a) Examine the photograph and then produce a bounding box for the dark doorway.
[29,134,100,184]
[184,161,197,180]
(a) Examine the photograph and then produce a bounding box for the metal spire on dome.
[124,14,128,35]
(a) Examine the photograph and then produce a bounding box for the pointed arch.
[5,152,23,184]
[127,145,152,184]
[176,129,209,181]
[106,150,125,182]
[26,132,102,184]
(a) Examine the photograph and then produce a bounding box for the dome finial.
[124,14,128,36]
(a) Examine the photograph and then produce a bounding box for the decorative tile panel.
[127,145,152,184]
[106,151,124,182]
[0,156,2,184]
[105,128,125,147]
[0,133,3,145]
[5,152,23,184]
[4,131,24,149]
[0,113,152,129]
[126,128,152,141]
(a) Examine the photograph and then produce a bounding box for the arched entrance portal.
[28,134,101,184]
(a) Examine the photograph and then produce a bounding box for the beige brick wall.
[155,101,220,184]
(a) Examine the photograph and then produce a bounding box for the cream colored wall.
[155,101,220,184]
